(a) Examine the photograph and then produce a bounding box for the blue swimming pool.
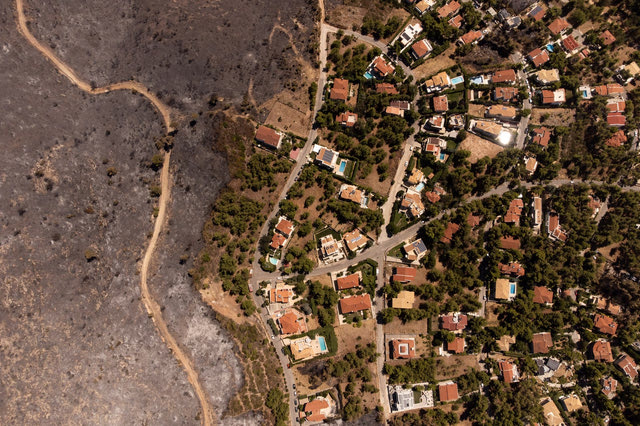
[451,76,464,85]
[510,283,516,295]
[546,44,554,52]
[269,256,278,265]
[318,336,327,351]
[439,152,446,161]
[470,76,483,85]
[415,182,425,192]
[338,160,347,173]
[364,71,373,80]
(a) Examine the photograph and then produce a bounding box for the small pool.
[338,160,347,173]
[451,76,464,85]
[318,336,327,352]
[364,71,373,80]
[470,76,483,85]
[269,256,278,265]
[582,90,589,97]
[415,182,425,192]
[546,44,554,52]
[439,152,446,161]
[510,283,516,295]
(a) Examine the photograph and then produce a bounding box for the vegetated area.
[1,0,317,424]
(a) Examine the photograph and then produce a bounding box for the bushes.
[383,358,435,384]
[265,388,289,426]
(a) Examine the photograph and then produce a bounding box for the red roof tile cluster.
[438,383,459,402]
[392,266,417,283]
[494,86,519,102]
[336,111,358,127]
[528,48,550,67]
[499,262,525,277]
[460,30,482,45]
[437,0,460,18]
[602,30,616,46]
[492,69,517,84]
[270,288,293,304]
[548,211,568,242]
[607,130,627,147]
[532,332,553,353]
[304,399,329,422]
[592,340,614,362]
[533,286,554,304]
[255,125,282,149]
[528,4,546,21]
[425,191,441,203]
[433,95,449,112]
[594,313,618,335]
[447,336,465,354]
[441,222,460,244]
[339,294,372,314]
[278,310,306,335]
[601,376,618,398]
[467,214,481,227]
[441,313,468,331]
[411,39,433,59]
[270,233,287,249]
[548,17,570,35]
[330,78,349,101]
[532,127,552,147]
[595,83,624,96]
[500,236,521,250]
[615,354,638,380]
[336,273,361,290]
[390,339,416,359]
[376,83,398,95]
[276,218,294,238]
[499,360,518,383]
[504,199,524,225]
[373,57,395,77]
[448,15,463,28]
[562,35,579,52]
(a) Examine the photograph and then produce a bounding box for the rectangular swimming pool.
[364,71,373,80]
[451,76,464,85]
[318,336,327,351]
[338,160,347,173]
[415,182,425,192]
[510,283,516,295]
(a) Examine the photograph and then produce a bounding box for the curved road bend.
[15,1,216,424]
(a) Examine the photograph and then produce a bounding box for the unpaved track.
[15,1,215,424]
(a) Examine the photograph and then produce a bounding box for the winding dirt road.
[15,1,215,424]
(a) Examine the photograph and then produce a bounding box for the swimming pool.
[546,44,554,52]
[451,76,464,85]
[269,256,278,265]
[439,152,446,161]
[415,182,425,192]
[470,76,483,85]
[318,336,327,352]
[364,71,373,80]
[338,160,347,173]
[582,90,589,98]
[510,283,516,295]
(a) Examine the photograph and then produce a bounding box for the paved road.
[515,69,531,150]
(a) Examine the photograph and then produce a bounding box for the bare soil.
[530,108,576,126]
[434,354,481,380]
[468,103,488,118]
[458,133,505,163]
[412,46,457,80]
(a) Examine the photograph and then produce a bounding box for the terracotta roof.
[499,360,518,383]
[390,339,416,359]
[607,100,626,113]
[407,168,425,185]
[487,104,517,120]
[500,236,521,250]
[607,130,627,147]
[330,78,349,101]
[528,48,550,67]
[336,273,361,290]
[548,18,570,35]
[533,286,553,304]
[376,83,398,94]
[528,4,546,21]
[440,222,460,244]
[504,198,524,224]
[562,35,579,52]
[392,266,417,283]
[304,399,329,422]
[438,383,459,402]
[373,56,395,77]
[336,111,358,127]
[437,0,460,18]
[594,313,618,335]
[460,30,482,45]
[542,89,565,104]
[400,192,425,218]
[499,262,525,277]
[433,95,449,112]
[339,294,371,314]
[615,354,638,380]
[276,218,294,238]
[492,69,517,84]
[340,185,364,204]
[602,30,616,45]
[385,105,404,116]
[532,127,551,147]
[441,313,468,331]
[448,15,463,28]
[447,336,465,353]
[278,310,306,335]
[467,214,481,227]
[494,86,519,102]
[592,340,614,362]
[270,287,293,304]
[601,376,618,398]
[255,125,282,149]
[411,39,433,59]
[532,332,553,353]
[425,191,441,203]
[270,233,287,249]
[343,229,367,252]
[607,113,626,127]
[425,71,450,88]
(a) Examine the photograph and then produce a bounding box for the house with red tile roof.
[547,211,568,242]
[486,104,518,121]
[594,313,618,335]
[339,294,372,314]
[532,127,552,147]
[467,214,481,227]
[532,332,553,353]
[492,69,517,84]
[275,217,294,238]
[433,95,449,112]
[561,35,580,53]
[494,86,519,103]
[437,1,460,19]
[594,83,624,96]
[277,308,308,336]
[459,30,483,45]
[533,286,554,305]
[548,17,570,35]
[336,111,358,127]
[527,3,546,21]
[330,78,349,101]
[390,339,416,359]
[528,48,550,67]
[601,376,618,398]
[438,382,459,402]
[371,56,395,78]
[440,313,468,331]
[499,262,525,277]
[270,285,294,304]
[615,354,638,381]
[602,30,616,46]
[411,39,433,59]
[392,266,417,283]
[376,83,398,95]
[504,198,524,225]
[425,191,441,203]
[607,113,626,127]
[336,272,361,291]
[255,125,283,150]
[448,15,463,29]
[385,105,404,117]
[440,222,460,244]
[542,89,566,105]
[400,192,425,219]
[303,398,331,422]
[591,340,614,362]
[447,336,465,354]
[499,360,520,383]
[270,233,287,249]
[343,229,367,253]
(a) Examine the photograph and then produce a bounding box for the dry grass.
[434,354,481,380]
[383,316,432,335]
[530,108,576,126]
[335,318,376,358]
[597,242,622,262]
[413,46,457,80]
[485,301,501,327]
[458,133,504,163]
[467,103,487,118]
[263,98,311,138]
[200,278,252,324]
[327,3,409,37]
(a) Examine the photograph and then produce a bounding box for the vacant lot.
[459,133,505,163]
[434,354,481,380]
[335,318,376,358]
[530,108,576,126]
[468,103,488,118]
[326,0,409,36]
[413,46,457,80]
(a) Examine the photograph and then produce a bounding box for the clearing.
[413,46,457,80]
[458,133,505,163]
[434,354,481,381]
[530,108,576,126]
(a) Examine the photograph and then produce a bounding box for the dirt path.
[15,1,215,424]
